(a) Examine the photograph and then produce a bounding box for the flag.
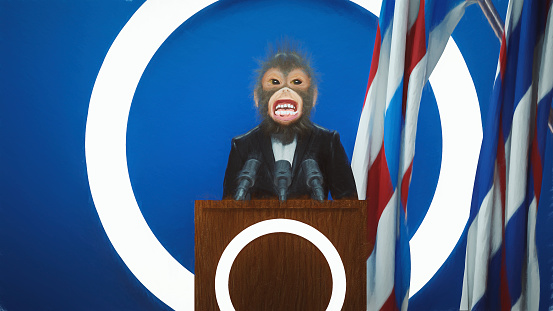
[351,0,471,309]
[460,0,553,310]
[535,80,553,310]
[535,10,553,306]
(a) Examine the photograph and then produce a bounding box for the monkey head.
[261,67,309,126]
[254,47,318,143]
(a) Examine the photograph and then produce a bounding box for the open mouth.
[273,99,298,117]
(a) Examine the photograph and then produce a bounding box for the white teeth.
[275,103,296,110]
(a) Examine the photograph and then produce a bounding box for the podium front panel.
[195,200,368,310]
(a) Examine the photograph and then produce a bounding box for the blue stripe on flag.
[537,90,552,156]
[425,0,466,32]
[500,14,522,141]
[536,95,553,310]
[468,75,503,224]
[487,247,503,310]
[512,0,539,110]
[380,0,397,33]
[384,80,404,188]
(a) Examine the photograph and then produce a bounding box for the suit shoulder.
[311,123,339,138]
[232,125,263,143]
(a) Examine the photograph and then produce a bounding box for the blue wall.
[5,0,545,310]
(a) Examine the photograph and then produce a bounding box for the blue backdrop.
[6,0,545,310]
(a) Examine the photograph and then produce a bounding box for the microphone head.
[301,158,325,201]
[238,159,261,185]
[301,159,323,186]
[274,160,292,186]
[274,160,292,201]
[234,158,261,201]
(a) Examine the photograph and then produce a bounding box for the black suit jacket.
[223,123,357,200]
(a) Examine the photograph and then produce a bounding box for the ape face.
[253,46,317,143]
[261,68,311,126]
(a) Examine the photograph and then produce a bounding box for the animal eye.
[292,79,302,85]
[271,79,280,85]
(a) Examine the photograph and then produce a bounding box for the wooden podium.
[195,200,368,310]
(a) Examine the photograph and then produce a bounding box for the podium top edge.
[195,199,366,209]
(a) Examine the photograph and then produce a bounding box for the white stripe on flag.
[352,24,392,198]
[460,163,503,310]
[426,2,469,77]
[505,87,532,225]
[512,296,522,311]
[386,0,409,110]
[509,0,524,36]
[367,191,398,310]
[400,53,427,176]
[525,196,539,311]
[407,0,420,30]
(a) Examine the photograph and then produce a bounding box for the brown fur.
[254,43,318,144]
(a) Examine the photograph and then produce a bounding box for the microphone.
[274,160,292,201]
[234,158,261,200]
[301,159,325,201]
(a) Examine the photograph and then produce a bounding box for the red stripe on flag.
[364,25,382,108]
[500,244,511,311]
[497,121,511,310]
[499,33,507,81]
[365,145,394,253]
[381,287,398,311]
[402,0,426,117]
[530,127,543,205]
[497,122,507,215]
[400,161,413,212]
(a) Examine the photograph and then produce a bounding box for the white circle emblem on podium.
[214,218,347,311]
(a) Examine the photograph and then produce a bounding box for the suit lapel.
[258,130,275,181]
[291,129,313,183]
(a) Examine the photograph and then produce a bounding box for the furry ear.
[312,88,318,107]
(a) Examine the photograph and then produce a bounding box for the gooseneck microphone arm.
[274,160,292,201]
[234,158,261,200]
[301,159,325,201]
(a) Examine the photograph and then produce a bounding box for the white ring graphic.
[85,0,480,309]
[214,219,346,311]
[409,39,481,296]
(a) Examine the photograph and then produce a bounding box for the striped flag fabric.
[351,0,471,309]
[535,73,553,309]
[460,0,553,310]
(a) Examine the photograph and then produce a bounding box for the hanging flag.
[536,4,553,309]
[460,0,552,310]
[535,76,553,310]
[351,0,472,309]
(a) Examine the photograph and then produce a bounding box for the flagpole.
[476,0,504,41]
